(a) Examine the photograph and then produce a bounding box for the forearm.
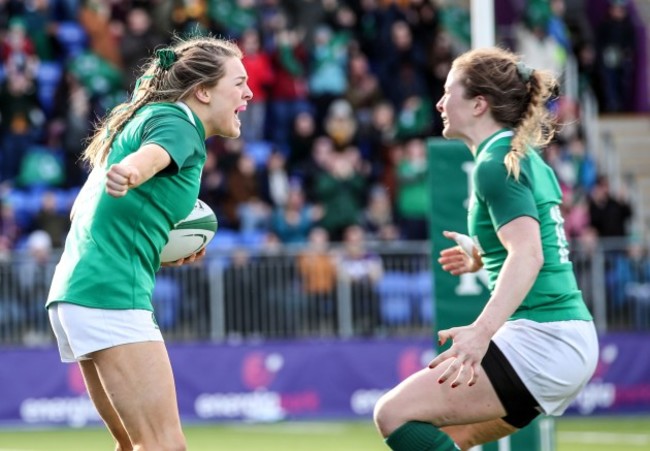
[473,251,542,337]
[119,144,171,188]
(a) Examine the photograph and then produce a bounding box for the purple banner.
[566,333,650,415]
[0,334,648,427]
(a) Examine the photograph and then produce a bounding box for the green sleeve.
[474,157,539,230]
[141,114,203,174]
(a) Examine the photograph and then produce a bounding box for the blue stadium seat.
[5,189,40,230]
[239,229,267,249]
[56,21,88,59]
[207,228,240,251]
[36,62,64,116]
[245,141,273,168]
[378,272,413,325]
[152,275,181,329]
[411,271,434,323]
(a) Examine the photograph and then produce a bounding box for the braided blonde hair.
[452,47,558,180]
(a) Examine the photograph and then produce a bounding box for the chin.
[442,126,458,140]
[218,127,241,139]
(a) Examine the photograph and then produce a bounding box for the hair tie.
[155,48,177,70]
[516,61,534,83]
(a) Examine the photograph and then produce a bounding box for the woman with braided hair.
[46,35,252,450]
[374,47,598,450]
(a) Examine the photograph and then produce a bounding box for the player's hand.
[106,164,137,197]
[161,248,207,267]
[427,324,491,387]
[438,231,483,275]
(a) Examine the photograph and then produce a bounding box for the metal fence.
[1,240,648,347]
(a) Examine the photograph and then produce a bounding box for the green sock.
[385,421,459,451]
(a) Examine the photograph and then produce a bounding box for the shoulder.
[475,149,508,182]
[140,103,200,136]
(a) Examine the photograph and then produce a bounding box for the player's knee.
[373,393,403,438]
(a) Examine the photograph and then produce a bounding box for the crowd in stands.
[0,0,642,259]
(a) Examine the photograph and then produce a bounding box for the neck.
[182,97,212,135]
[463,121,505,156]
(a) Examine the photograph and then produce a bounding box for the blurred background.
[0,0,649,449]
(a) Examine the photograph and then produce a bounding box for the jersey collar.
[475,129,514,159]
[175,101,206,141]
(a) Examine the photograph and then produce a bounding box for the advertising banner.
[0,339,434,427]
[0,335,648,428]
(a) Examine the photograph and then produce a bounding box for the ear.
[194,85,211,104]
[473,95,489,116]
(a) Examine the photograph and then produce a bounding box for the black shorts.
[481,340,541,428]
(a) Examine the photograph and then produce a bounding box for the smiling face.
[204,57,253,138]
[436,67,477,141]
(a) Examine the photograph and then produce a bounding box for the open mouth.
[234,105,247,124]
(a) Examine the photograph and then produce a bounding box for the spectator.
[77,0,122,68]
[119,7,167,92]
[1,17,38,77]
[271,183,323,245]
[379,20,430,112]
[595,0,637,112]
[268,28,311,153]
[344,51,383,122]
[17,230,54,344]
[588,175,632,239]
[208,0,258,40]
[259,149,291,208]
[336,224,383,336]
[31,191,70,249]
[395,137,429,240]
[323,98,358,151]
[238,28,274,143]
[287,110,317,172]
[296,227,337,333]
[51,70,95,187]
[295,135,334,203]
[361,185,397,240]
[222,153,271,233]
[0,69,45,183]
[515,2,565,78]
[313,147,368,241]
[308,25,349,129]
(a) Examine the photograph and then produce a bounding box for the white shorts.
[493,319,599,416]
[48,302,164,363]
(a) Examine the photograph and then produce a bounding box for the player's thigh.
[374,358,507,436]
[442,418,517,450]
[89,341,182,436]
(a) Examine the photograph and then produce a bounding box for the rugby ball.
[160,199,218,263]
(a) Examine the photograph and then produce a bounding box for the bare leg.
[442,418,518,450]
[374,358,507,437]
[89,341,186,451]
[79,360,133,451]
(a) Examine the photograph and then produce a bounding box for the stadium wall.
[0,334,648,428]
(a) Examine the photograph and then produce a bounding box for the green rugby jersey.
[469,129,592,322]
[47,102,206,311]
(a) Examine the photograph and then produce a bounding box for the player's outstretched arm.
[106,144,172,197]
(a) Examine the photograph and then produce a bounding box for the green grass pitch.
[0,417,648,450]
